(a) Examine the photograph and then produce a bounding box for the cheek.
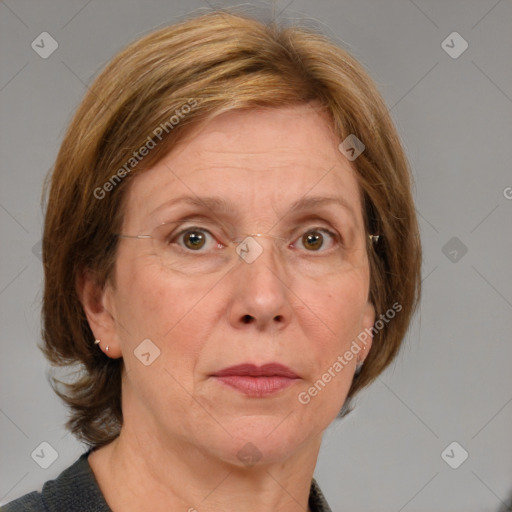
[112,261,217,418]
[294,271,369,414]
[303,269,369,350]
[113,255,214,356]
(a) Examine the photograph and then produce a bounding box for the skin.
[80,104,375,512]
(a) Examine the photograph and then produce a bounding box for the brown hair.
[41,9,421,447]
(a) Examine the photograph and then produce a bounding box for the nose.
[227,235,293,333]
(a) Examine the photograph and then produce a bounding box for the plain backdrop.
[1,1,511,511]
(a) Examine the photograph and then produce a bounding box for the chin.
[202,415,317,468]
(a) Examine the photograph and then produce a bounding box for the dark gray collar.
[3,450,332,511]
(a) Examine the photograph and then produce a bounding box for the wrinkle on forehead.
[121,105,363,234]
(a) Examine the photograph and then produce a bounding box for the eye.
[294,228,339,252]
[172,227,220,251]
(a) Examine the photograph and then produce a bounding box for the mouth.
[211,363,300,398]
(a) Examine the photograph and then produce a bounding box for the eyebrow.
[287,196,357,218]
[149,194,357,221]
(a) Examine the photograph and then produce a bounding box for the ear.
[358,301,375,364]
[76,268,122,358]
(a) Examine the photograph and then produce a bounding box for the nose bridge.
[234,233,284,266]
[229,233,292,329]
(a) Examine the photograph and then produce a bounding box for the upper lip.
[213,363,299,378]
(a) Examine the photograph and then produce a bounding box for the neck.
[88,424,321,512]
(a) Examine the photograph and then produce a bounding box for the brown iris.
[302,231,323,251]
[184,230,206,250]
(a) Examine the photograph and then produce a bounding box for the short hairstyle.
[41,9,421,447]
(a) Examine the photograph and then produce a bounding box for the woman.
[4,9,421,512]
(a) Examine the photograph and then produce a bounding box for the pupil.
[304,231,323,250]
[185,231,205,250]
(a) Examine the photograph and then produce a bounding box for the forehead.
[122,105,364,230]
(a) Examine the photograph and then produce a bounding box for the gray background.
[1,1,511,510]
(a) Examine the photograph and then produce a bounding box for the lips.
[212,363,300,398]
[213,363,299,379]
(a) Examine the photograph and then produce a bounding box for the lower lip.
[214,375,298,397]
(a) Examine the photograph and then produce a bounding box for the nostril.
[274,315,283,322]
[242,314,253,324]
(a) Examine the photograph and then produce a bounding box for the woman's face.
[101,104,375,465]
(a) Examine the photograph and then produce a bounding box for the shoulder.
[1,491,45,511]
[1,451,111,512]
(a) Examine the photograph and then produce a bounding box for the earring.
[94,339,109,354]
